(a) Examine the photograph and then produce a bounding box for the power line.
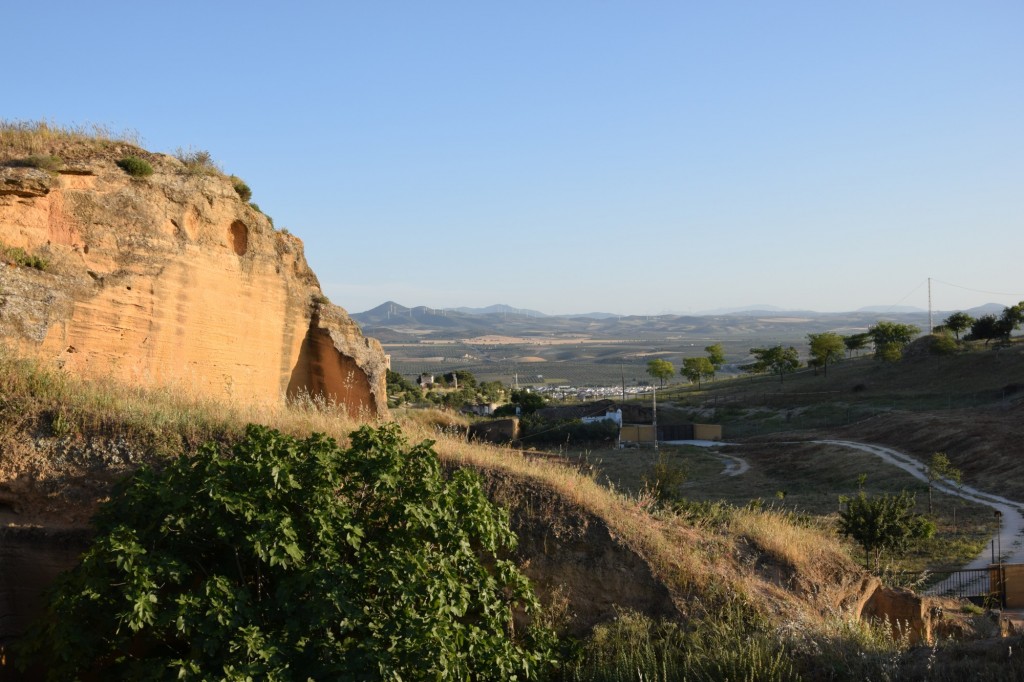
[930,278,1023,299]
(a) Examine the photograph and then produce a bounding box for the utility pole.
[928,277,933,333]
[620,363,626,402]
[652,384,658,452]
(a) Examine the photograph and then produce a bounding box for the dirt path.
[817,440,1024,596]
[664,440,749,477]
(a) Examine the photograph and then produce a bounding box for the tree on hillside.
[1000,302,1024,338]
[807,332,845,378]
[838,489,936,571]
[926,452,962,516]
[867,322,920,362]
[18,425,553,680]
[966,314,1008,346]
[843,333,872,358]
[494,388,547,416]
[386,369,423,407]
[681,357,715,390]
[704,343,726,380]
[743,346,800,384]
[436,370,477,388]
[646,358,675,387]
[943,312,974,341]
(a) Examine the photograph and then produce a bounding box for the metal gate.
[925,567,1001,606]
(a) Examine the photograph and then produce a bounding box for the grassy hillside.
[4,346,1024,679]
[661,338,1024,500]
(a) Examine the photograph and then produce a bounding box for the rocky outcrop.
[0,154,387,417]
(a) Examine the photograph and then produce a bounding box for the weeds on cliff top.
[0,119,141,156]
[174,147,221,176]
[231,175,252,201]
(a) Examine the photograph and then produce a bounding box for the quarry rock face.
[0,153,388,417]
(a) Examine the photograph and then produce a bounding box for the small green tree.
[645,452,687,503]
[926,452,962,516]
[967,314,1007,345]
[943,312,974,341]
[681,357,715,389]
[807,332,845,377]
[843,332,872,358]
[385,369,423,406]
[868,321,920,361]
[704,343,726,380]
[838,490,935,570]
[19,424,552,680]
[494,388,547,416]
[646,358,675,387]
[743,345,800,384]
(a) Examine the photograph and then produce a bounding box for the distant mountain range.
[351,300,1010,343]
[356,301,1006,322]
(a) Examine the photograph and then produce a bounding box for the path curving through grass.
[816,440,1024,596]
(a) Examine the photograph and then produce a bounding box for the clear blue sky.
[7,1,1022,315]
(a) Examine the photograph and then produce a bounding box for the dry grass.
[731,507,840,572]
[0,120,142,159]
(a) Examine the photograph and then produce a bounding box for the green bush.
[1,244,47,270]
[9,154,63,171]
[231,175,252,202]
[19,424,553,680]
[115,156,154,177]
[930,331,960,356]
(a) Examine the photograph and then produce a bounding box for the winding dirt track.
[816,440,1024,596]
[664,440,750,476]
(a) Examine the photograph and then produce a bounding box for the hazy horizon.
[8,2,1022,316]
[353,298,1011,319]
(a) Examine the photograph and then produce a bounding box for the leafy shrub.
[115,156,153,177]
[645,452,687,502]
[231,175,252,202]
[838,489,935,570]
[19,424,553,680]
[930,331,959,356]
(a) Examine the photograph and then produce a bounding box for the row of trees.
[645,343,726,388]
[935,303,1024,346]
[736,322,921,384]
[386,370,506,409]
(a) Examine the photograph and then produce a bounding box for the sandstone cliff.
[0,141,388,417]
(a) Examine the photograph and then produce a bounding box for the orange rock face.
[0,155,388,418]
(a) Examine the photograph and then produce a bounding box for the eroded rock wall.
[0,157,387,417]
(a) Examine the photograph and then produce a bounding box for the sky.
[6,1,1022,315]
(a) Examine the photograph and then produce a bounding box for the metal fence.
[924,568,998,605]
